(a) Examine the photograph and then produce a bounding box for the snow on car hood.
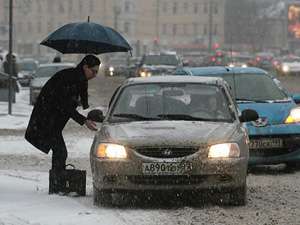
[100,120,237,147]
[30,77,50,88]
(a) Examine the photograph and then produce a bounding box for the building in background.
[0,0,226,57]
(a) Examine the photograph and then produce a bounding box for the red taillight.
[256,57,261,61]
[211,57,216,62]
[216,52,222,57]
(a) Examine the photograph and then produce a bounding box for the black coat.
[25,67,89,154]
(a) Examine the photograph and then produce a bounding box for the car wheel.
[285,162,300,172]
[93,186,112,207]
[227,185,247,206]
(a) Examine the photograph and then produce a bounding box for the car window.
[35,65,73,78]
[233,74,288,101]
[110,83,234,122]
[19,61,38,71]
[143,55,179,66]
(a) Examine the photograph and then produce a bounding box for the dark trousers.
[51,133,67,172]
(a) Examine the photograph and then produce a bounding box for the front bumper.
[91,152,247,192]
[247,123,300,165]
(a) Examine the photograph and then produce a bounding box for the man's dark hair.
[53,56,61,63]
[78,55,101,69]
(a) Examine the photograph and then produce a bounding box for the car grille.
[128,175,232,185]
[133,147,199,158]
[249,135,300,157]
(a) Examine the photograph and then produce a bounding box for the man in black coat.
[25,55,100,173]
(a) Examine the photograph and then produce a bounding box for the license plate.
[142,162,192,175]
[249,138,283,149]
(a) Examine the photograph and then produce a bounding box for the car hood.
[30,77,50,88]
[238,101,296,125]
[98,120,238,147]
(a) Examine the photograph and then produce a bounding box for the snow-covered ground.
[1,83,300,225]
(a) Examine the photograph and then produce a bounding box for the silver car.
[29,63,75,105]
[90,76,258,206]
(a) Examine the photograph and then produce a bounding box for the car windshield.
[233,74,288,101]
[282,57,300,63]
[35,65,73,78]
[109,58,127,66]
[110,83,234,122]
[143,55,179,66]
[19,61,38,71]
[189,72,288,102]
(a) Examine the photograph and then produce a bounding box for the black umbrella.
[40,21,132,54]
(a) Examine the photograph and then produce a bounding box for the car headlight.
[147,72,152,77]
[285,107,300,124]
[96,143,127,159]
[282,65,290,73]
[242,64,247,68]
[109,66,114,72]
[228,63,235,67]
[140,71,147,77]
[208,143,240,158]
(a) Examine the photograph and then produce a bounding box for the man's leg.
[49,134,67,194]
[51,134,67,172]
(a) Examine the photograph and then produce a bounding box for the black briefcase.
[49,164,86,196]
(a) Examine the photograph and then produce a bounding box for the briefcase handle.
[65,164,76,170]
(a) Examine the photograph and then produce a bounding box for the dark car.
[174,66,300,170]
[18,58,39,87]
[104,57,128,77]
[135,53,182,77]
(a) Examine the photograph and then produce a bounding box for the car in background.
[29,63,75,105]
[252,52,274,71]
[174,66,300,170]
[135,53,182,77]
[227,54,253,68]
[203,50,231,66]
[276,55,300,76]
[90,75,258,206]
[18,58,39,87]
[104,57,128,77]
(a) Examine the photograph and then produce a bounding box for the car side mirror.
[292,93,300,104]
[239,109,259,123]
[87,109,104,123]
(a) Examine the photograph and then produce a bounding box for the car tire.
[93,186,112,207]
[285,162,300,172]
[227,185,247,206]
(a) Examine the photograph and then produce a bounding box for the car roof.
[38,63,76,68]
[125,75,226,86]
[181,66,268,75]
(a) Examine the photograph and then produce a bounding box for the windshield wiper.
[112,113,159,121]
[157,114,212,121]
[236,98,269,103]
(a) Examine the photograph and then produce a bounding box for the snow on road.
[1,82,300,225]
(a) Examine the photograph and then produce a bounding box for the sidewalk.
[0,87,32,130]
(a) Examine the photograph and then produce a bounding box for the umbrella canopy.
[40,22,132,54]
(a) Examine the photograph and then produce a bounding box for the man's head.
[6,53,16,62]
[79,55,101,80]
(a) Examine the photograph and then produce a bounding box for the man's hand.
[85,119,98,131]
